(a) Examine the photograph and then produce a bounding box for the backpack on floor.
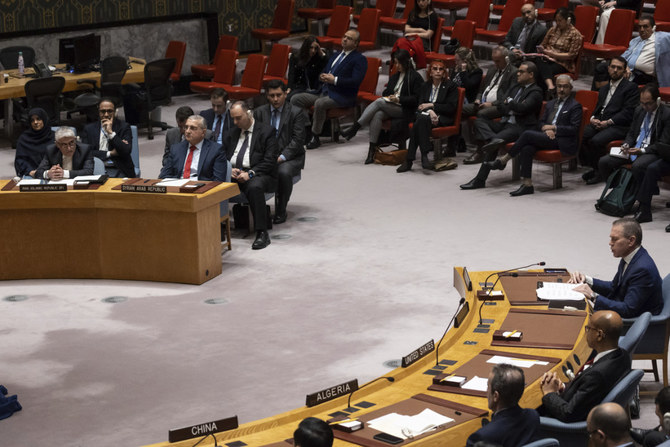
[0,385,22,420]
[595,168,639,217]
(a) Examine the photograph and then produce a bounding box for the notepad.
[536,282,585,300]
[461,376,488,392]
[155,179,191,187]
[487,355,549,369]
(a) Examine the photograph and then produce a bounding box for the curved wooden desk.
[145,268,591,446]
[0,178,239,285]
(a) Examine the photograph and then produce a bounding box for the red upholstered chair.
[379,0,415,32]
[356,57,382,106]
[335,8,380,52]
[476,0,526,44]
[443,0,490,35]
[574,6,599,44]
[191,35,238,79]
[661,88,670,103]
[317,5,353,49]
[165,41,186,82]
[425,16,445,62]
[250,0,295,51]
[430,87,465,162]
[426,20,476,67]
[262,44,291,83]
[190,49,238,94]
[536,0,569,22]
[656,0,670,31]
[353,0,395,23]
[297,0,336,34]
[432,0,470,26]
[221,54,267,101]
[575,90,599,122]
[583,9,635,59]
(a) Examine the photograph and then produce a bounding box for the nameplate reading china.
[306,379,359,407]
[168,415,238,443]
[402,339,435,367]
[121,184,167,193]
[19,184,67,192]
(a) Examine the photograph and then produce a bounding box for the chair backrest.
[165,41,187,81]
[601,369,644,407]
[432,16,446,53]
[143,58,176,107]
[521,439,560,447]
[25,76,65,123]
[466,0,491,29]
[375,0,397,18]
[574,6,599,43]
[359,57,381,95]
[498,0,527,33]
[271,0,295,31]
[240,54,267,90]
[618,311,651,354]
[265,44,290,79]
[357,8,381,44]
[326,5,353,39]
[213,49,238,84]
[213,36,239,65]
[603,9,636,47]
[575,89,598,118]
[401,0,415,20]
[100,56,128,83]
[656,0,670,22]
[453,87,465,129]
[93,157,105,175]
[452,20,476,48]
[544,0,569,10]
[0,46,35,70]
[316,0,337,8]
[130,125,140,177]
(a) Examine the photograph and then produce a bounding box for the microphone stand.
[435,298,466,366]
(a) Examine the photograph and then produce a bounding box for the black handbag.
[443,38,460,55]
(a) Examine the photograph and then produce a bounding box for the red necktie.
[576,357,594,376]
[182,145,196,179]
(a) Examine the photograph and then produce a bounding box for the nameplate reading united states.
[20,184,67,192]
[121,184,166,193]
[168,415,238,443]
[306,379,359,407]
[402,339,435,367]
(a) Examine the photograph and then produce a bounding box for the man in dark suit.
[163,106,214,168]
[159,115,227,182]
[466,364,539,447]
[199,88,234,146]
[254,80,308,224]
[587,403,635,447]
[635,155,670,230]
[460,61,544,190]
[502,4,547,63]
[581,57,639,184]
[290,28,368,149]
[597,85,670,205]
[35,127,94,179]
[81,98,135,178]
[224,101,279,250]
[540,310,631,422]
[570,218,663,318]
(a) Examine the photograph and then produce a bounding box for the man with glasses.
[502,4,547,63]
[35,127,94,180]
[586,402,635,447]
[81,98,135,178]
[539,310,631,422]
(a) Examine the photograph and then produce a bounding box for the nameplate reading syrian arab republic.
[402,339,435,367]
[168,415,238,443]
[19,184,67,192]
[306,379,359,407]
[121,184,166,193]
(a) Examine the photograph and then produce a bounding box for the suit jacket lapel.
[198,140,210,172]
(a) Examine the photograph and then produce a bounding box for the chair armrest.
[539,417,587,434]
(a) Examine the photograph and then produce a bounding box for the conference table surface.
[144,268,592,447]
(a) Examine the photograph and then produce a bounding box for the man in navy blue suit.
[159,115,227,182]
[466,364,539,447]
[199,88,234,146]
[290,28,368,149]
[570,218,663,318]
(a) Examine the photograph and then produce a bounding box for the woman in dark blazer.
[342,49,424,164]
[287,36,328,101]
[450,47,483,104]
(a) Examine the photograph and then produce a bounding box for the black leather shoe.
[586,174,603,185]
[510,184,534,196]
[396,160,412,172]
[634,211,652,223]
[484,159,506,171]
[630,428,653,444]
[421,154,433,170]
[460,178,485,190]
[342,122,360,141]
[365,143,376,165]
[306,135,321,150]
[481,138,505,153]
[252,230,271,250]
[666,223,670,232]
[272,212,287,224]
[582,169,595,181]
[463,151,483,165]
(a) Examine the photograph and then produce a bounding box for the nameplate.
[121,184,166,193]
[168,416,238,443]
[402,339,435,367]
[306,379,358,407]
[19,184,67,192]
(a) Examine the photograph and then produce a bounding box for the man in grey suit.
[163,106,214,168]
[254,80,308,224]
[502,4,547,63]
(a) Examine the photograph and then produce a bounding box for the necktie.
[330,52,345,73]
[549,100,563,125]
[235,131,249,169]
[214,115,222,142]
[271,109,279,135]
[182,145,196,179]
[482,70,502,103]
[517,24,530,51]
[576,357,595,377]
[633,112,651,161]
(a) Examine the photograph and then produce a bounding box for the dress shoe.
[342,122,361,141]
[634,210,652,223]
[421,154,433,170]
[630,428,653,444]
[252,230,271,250]
[481,138,505,153]
[396,160,412,172]
[272,212,287,225]
[484,158,506,171]
[582,169,595,181]
[306,135,321,150]
[666,223,670,232]
[365,142,377,165]
[463,151,484,165]
[586,174,603,185]
[460,178,485,190]
[510,184,534,196]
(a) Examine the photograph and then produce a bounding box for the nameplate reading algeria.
[121,184,167,193]
[402,339,435,367]
[20,184,67,192]
[306,379,359,407]
[168,415,239,443]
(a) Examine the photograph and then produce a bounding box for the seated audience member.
[570,218,663,317]
[460,61,543,189]
[14,108,53,178]
[35,127,94,180]
[587,402,634,447]
[597,85,670,195]
[342,49,423,163]
[581,57,639,185]
[396,59,458,172]
[451,47,483,105]
[200,88,233,146]
[631,387,670,446]
[502,3,547,64]
[253,80,308,224]
[595,0,642,45]
[287,36,328,101]
[291,29,367,150]
[635,152,670,230]
[81,98,135,178]
[469,75,582,196]
[622,16,660,85]
[404,0,438,52]
[163,106,214,168]
[223,102,279,250]
[533,8,582,96]
[466,364,539,447]
[540,310,631,422]
[159,115,226,181]
[293,417,333,447]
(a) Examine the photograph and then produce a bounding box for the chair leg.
[553,162,563,189]
[653,359,660,383]
[433,138,442,163]
[221,215,232,251]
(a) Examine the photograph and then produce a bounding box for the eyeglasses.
[99,109,115,114]
[517,69,528,73]
[584,325,604,335]
[57,140,76,147]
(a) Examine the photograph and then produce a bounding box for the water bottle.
[17,51,24,76]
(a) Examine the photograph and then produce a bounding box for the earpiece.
[663,412,670,434]
[247,110,252,118]
[653,25,657,32]
[505,56,510,64]
[658,96,662,107]
[567,16,572,25]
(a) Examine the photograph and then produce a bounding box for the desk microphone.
[191,433,220,447]
[478,272,518,325]
[347,376,394,409]
[481,261,546,292]
[435,297,466,366]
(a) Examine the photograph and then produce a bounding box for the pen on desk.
[505,330,518,338]
[329,418,357,425]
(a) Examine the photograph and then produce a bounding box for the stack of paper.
[367,408,454,439]
[461,376,489,391]
[536,282,585,300]
[487,355,549,369]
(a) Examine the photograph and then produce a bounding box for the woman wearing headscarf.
[14,108,54,178]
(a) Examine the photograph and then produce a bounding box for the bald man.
[587,402,634,447]
[539,311,631,422]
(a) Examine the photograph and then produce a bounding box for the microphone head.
[539,261,546,266]
[458,297,466,305]
[386,377,395,383]
[511,272,519,277]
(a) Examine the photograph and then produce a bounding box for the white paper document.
[536,282,585,301]
[487,355,549,369]
[154,179,190,187]
[74,175,105,182]
[17,179,42,185]
[47,179,76,186]
[462,376,489,391]
[367,408,454,440]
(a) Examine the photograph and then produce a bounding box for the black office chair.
[72,56,128,120]
[21,76,66,125]
[0,46,35,70]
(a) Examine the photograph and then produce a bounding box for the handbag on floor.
[373,144,407,166]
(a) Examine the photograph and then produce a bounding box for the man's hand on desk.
[573,283,596,301]
[568,271,586,284]
[540,372,565,395]
[47,164,64,180]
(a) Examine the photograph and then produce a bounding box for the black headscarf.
[14,108,54,177]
